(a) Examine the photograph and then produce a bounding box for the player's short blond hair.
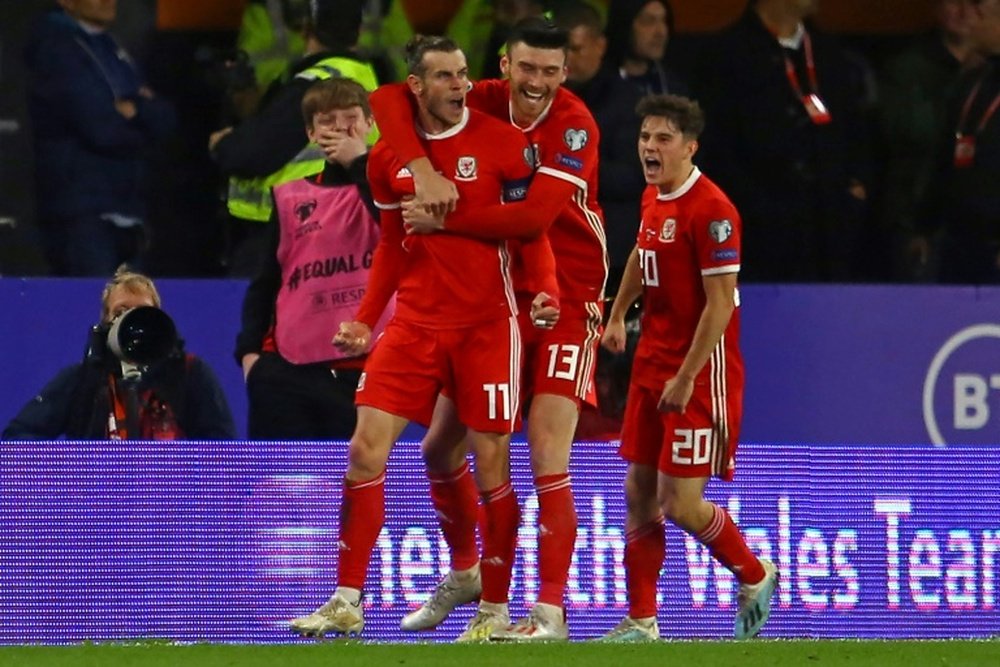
[100,265,161,323]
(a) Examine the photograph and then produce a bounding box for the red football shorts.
[518,299,602,407]
[356,317,522,433]
[618,378,743,481]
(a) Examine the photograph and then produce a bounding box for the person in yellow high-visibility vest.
[210,0,378,276]
[237,0,307,93]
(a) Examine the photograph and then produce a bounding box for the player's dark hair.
[404,34,462,77]
[636,94,705,139]
[505,16,570,53]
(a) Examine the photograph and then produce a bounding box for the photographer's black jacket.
[2,346,236,440]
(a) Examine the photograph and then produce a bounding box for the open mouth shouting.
[642,154,663,180]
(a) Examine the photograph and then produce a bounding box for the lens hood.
[107,306,178,365]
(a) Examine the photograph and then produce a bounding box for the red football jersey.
[631,168,745,390]
[468,80,608,303]
[360,108,534,329]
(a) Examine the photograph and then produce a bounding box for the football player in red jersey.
[288,36,558,640]
[369,18,608,641]
[600,95,778,643]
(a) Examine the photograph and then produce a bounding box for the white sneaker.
[490,603,568,642]
[597,616,659,642]
[455,604,510,643]
[289,593,364,637]
[734,559,779,639]
[400,570,482,631]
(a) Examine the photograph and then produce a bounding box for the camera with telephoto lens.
[85,306,178,369]
[107,306,178,365]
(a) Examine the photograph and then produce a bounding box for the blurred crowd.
[15,0,1000,285]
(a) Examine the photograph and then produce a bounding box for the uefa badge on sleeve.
[564,128,588,151]
[708,219,733,244]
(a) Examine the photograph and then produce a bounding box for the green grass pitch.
[1,640,998,667]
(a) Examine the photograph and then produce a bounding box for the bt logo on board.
[923,324,1000,446]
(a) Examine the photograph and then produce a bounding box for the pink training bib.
[273,178,394,364]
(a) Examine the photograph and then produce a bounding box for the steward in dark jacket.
[24,4,175,276]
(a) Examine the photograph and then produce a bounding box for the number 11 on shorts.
[483,383,512,421]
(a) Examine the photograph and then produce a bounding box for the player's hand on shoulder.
[530,292,560,329]
[402,197,446,234]
[601,319,627,354]
[333,321,372,357]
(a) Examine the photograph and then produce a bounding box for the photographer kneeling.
[2,268,236,440]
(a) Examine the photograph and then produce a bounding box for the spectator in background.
[210,0,378,277]
[223,0,310,122]
[555,1,644,293]
[238,0,307,93]
[358,0,495,82]
[480,0,547,79]
[879,0,978,282]
[604,0,688,97]
[235,78,388,440]
[3,267,235,440]
[914,0,1000,284]
[554,1,643,440]
[697,0,871,282]
[24,0,175,276]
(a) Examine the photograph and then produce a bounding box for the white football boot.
[490,603,568,642]
[597,616,660,643]
[400,569,482,631]
[289,593,364,637]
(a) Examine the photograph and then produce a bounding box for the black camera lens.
[107,306,178,365]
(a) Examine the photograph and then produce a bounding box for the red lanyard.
[782,31,819,100]
[107,375,127,439]
[957,70,1000,137]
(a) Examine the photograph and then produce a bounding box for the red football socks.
[696,502,765,585]
[479,481,520,604]
[625,516,665,619]
[336,472,386,591]
[535,473,577,607]
[428,462,480,571]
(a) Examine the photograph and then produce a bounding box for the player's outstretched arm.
[602,245,643,354]
[351,208,406,334]
[441,174,577,240]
